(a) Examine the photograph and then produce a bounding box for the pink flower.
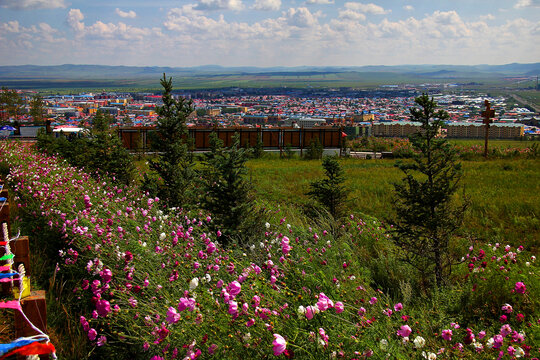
[228,281,242,296]
[441,329,453,341]
[88,328,97,341]
[501,303,513,314]
[500,324,512,337]
[166,307,180,324]
[228,301,238,316]
[316,293,334,312]
[96,299,111,317]
[515,282,526,294]
[397,325,412,338]
[178,297,195,312]
[272,334,287,356]
[335,301,344,314]
[394,303,403,312]
[306,305,317,320]
[97,335,107,346]
[369,297,377,305]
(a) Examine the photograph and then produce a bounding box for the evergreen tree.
[144,74,195,209]
[307,156,348,218]
[0,87,23,121]
[201,132,255,244]
[253,133,264,158]
[392,94,467,288]
[304,138,323,160]
[29,94,45,124]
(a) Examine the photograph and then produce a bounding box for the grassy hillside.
[247,156,540,247]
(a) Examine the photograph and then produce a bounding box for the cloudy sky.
[0,0,539,67]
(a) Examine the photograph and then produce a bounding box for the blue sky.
[0,0,539,67]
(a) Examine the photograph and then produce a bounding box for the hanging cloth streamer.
[0,341,56,359]
[0,272,17,279]
[0,265,10,272]
[0,254,14,261]
[0,300,21,310]
[0,241,6,246]
[0,338,39,356]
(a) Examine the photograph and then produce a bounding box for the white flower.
[250,245,255,251]
[189,277,199,290]
[379,339,388,351]
[287,224,291,229]
[428,353,437,360]
[486,337,494,348]
[159,232,166,241]
[515,347,525,358]
[414,336,426,349]
[265,222,270,229]
[297,305,306,315]
[242,332,251,342]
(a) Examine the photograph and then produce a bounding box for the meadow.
[0,140,538,360]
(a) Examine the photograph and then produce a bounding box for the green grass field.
[247,156,540,247]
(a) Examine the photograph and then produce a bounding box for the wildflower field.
[0,141,539,360]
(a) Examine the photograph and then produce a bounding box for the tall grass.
[247,157,540,248]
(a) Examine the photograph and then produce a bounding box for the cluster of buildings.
[2,89,539,139]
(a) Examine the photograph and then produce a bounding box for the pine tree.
[29,94,45,124]
[144,74,195,209]
[307,156,348,218]
[392,94,467,288]
[201,132,254,244]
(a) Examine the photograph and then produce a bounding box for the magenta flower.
[228,281,242,296]
[305,305,317,320]
[514,282,526,294]
[335,301,344,314]
[178,297,195,312]
[97,335,107,347]
[394,303,403,312]
[88,328,97,341]
[396,325,412,338]
[441,329,453,341]
[166,307,180,324]
[500,324,512,337]
[272,334,287,356]
[228,301,238,316]
[369,297,377,305]
[95,299,111,317]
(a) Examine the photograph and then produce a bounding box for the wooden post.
[11,236,30,278]
[14,290,49,360]
[482,100,495,159]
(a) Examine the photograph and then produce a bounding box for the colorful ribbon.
[0,254,14,261]
[0,272,17,279]
[0,265,10,272]
[0,338,38,356]
[0,340,56,359]
[0,300,21,310]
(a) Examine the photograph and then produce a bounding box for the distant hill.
[0,63,538,90]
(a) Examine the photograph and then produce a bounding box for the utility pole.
[481,100,495,159]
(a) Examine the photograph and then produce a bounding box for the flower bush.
[0,141,538,360]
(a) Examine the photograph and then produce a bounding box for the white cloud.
[0,0,66,9]
[344,2,390,15]
[285,7,321,27]
[194,0,244,11]
[252,0,281,11]
[403,5,413,11]
[67,8,159,41]
[305,0,334,5]
[115,8,137,19]
[67,8,85,33]
[339,9,366,21]
[1,20,20,33]
[479,14,495,21]
[514,0,540,8]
